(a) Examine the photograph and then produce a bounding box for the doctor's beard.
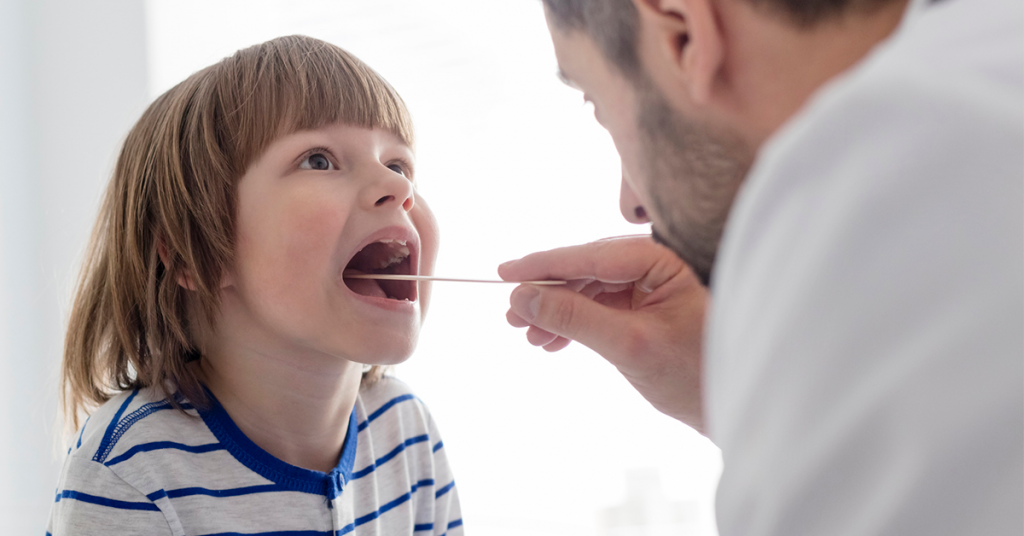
[635,82,752,288]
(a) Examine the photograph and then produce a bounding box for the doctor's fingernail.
[510,286,540,322]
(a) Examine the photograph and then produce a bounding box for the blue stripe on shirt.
[146,484,284,501]
[352,434,430,480]
[414,523,433,531]
[76,415,91,450]
[94,395,195,464]
[54,489,159,512]
[336,479,434,535]
[356,394,416,433]
[432,440,444,453]
[439,518,464,535]
[198,531,335,536]
[435,479,455,499]
[104,441,224,466]
[93,389,139,462]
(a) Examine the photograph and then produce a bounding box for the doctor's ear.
[633,0,724,105]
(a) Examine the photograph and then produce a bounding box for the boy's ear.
[634,0,724,105]
[157,238,198,291]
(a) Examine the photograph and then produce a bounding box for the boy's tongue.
[345,273,387,299]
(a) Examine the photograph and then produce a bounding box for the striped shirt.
[47,377,463,535]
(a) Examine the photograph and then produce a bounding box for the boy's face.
[221,123,438,366]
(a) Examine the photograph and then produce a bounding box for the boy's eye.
[300,153,333,171]
[387,163,406,176]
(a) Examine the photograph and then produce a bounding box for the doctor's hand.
[499,235,708,434]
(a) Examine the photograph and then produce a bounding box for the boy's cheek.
[266,199,349,270]
[411,198,440,274]
[235,208,347,304]
[410,198,439,319]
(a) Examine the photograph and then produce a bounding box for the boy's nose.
[363,166,414,212]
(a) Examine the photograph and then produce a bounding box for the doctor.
[500,0,1022,533]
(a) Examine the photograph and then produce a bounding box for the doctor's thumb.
[509,284,623,358]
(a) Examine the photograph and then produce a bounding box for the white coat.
[708,0,1023,533]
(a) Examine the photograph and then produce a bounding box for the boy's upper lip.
[342,224,420,276]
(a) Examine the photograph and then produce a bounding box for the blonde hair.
[62,35,414,431]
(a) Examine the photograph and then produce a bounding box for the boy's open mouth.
[342,239,415,301]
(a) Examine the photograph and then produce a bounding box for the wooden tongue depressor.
[345,274,566,285]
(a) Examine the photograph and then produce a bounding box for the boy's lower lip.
[345,286,418,312]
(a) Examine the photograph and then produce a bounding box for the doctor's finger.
[509,284,635,361]
[499,236,683,292]
[543,336,572,352]
[593,288,634,310]
[506,308,531,328]
[526,325,559,347]
[499,236,650,281]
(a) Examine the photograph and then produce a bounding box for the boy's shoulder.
[359,375,426,409]
[53,387,214,533]
[70,386,212,467]
[357,376,438,430]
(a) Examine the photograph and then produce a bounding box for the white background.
[1,0,721,533]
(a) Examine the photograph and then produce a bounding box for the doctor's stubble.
[634,76,752,287]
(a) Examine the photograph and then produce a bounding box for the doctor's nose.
[364,165,415,212]
[620,171,650,224]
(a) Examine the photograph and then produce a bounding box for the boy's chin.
[359,352,413,367]
[323,324,419,365]
[342,339,417,367]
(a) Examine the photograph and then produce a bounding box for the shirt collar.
[197,386,359,500]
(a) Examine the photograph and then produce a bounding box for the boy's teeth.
[376,244,411,269]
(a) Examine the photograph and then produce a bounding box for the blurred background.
[0,0,721,533]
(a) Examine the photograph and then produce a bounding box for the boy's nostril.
[375,195,394,207]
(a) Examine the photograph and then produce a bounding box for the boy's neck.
[196,339,363,474]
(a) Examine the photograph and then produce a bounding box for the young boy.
[50,35,461,535]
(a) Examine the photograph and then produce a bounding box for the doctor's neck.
[717,0,911,148]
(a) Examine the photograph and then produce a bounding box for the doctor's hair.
[61,35,412,433]
[543,0,905,74]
